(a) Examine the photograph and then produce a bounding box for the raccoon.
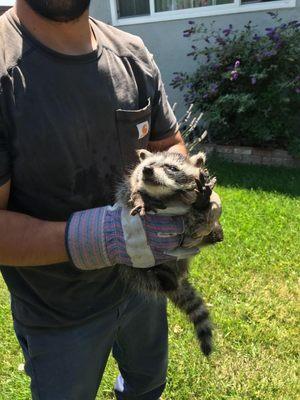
[116,150,223,356]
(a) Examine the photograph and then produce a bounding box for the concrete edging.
[202,144,300,168]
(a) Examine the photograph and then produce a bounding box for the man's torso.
[0,9,157,328]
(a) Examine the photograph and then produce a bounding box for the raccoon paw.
[130,204,146,216]
[179,190,198,205]
[208,177,217,190]
[129,192,147,216]
[181,236,204,249]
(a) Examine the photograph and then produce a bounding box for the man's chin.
[24,0,91,23]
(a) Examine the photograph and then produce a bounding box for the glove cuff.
[66,207,111,271]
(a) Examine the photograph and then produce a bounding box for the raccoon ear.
[190,152,206,168]
[136,149,153,161]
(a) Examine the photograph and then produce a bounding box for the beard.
[24,0,91,22]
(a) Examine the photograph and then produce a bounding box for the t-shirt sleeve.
[0,108,11,186]
[148,54,179,142]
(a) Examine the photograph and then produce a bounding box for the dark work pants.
[13,293,168,400]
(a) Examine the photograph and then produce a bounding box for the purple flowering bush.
[172,13,300,155]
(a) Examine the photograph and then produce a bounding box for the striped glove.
[66,203,197,271]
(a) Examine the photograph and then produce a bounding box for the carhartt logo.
[136,121,149,139]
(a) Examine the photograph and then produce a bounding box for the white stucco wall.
[91,0,300,117]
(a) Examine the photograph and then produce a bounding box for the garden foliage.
[171,13,300,155]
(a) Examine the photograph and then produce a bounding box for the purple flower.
[253,34,261,41]
[211,63,220,71]
[265,27,280,40]
[263,49,277,58]
[266,28,281,42]
[234,60,240,69]
[210,83,218,94]
[203,93,209,100]
[275,40,284,49]
[231,71,239,81]
[223,28,232,37]
[173,76,182,82]
[251,76,257,85]
[295,88,300,94]
[266,27,276,33]
[216,36,226,46]
[183,27,195,37]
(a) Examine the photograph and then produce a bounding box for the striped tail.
[168,278,212,356]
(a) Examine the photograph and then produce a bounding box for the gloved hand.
[66,203,199,271]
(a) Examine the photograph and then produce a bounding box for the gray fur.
[116,150,223,356]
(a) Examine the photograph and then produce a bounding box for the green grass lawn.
[0,161,299,400]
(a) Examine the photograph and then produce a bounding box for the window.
[154,0,234,12]
[116,0,150,17]
[111,0,296,25]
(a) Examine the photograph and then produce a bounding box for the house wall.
[91,0,300,118]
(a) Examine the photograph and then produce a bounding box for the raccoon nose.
[143,166,154,176]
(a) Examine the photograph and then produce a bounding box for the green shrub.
[171,13,300,155]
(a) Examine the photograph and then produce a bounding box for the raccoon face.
[131,149,206,198]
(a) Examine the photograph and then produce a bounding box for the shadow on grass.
[208,158,300,197]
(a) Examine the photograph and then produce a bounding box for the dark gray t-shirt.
[0,9,178,328]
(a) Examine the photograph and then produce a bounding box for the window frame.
[110,0,296,26]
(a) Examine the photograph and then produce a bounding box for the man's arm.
[0,180,68,267]
[148,131,187,156]
[0,130,185,269]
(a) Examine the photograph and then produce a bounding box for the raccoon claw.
[130,205,145,216]
[208,177,217,190]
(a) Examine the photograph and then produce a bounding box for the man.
[0,1,221,399]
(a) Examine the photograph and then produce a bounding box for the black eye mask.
[24,0,91,22]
